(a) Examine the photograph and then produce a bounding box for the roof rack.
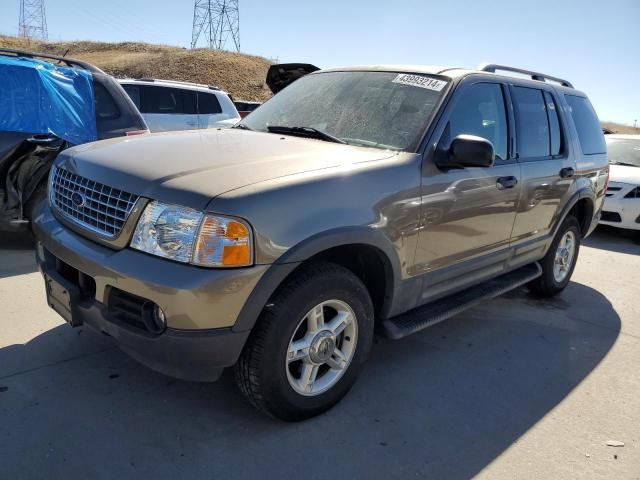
[0,47,103,73]
[132,78,220,90]
[477,63,573,88]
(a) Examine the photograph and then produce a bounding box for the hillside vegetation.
[602,122,638,135]
[0,35,272,102]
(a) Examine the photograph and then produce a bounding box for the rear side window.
[197,92,222,114]
[93,82,120,120]
[137,86,197,115]
[565,95,606,155]
[512,87,550,158]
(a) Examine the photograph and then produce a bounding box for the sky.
[1,0,638,124]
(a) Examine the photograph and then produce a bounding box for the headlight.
[130,201,253,267]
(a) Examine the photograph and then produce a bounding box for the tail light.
[126,129,150,136]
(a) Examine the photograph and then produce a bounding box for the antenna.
[191,0,240,52]
[18,0,48,41]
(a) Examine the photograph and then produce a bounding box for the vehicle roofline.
[117,78,227,94]
[0,47,104,74]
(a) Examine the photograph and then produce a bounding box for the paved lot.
[0,227,638,479]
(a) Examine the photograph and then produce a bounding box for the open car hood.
[266,63,320,94]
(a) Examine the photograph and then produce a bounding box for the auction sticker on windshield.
[392,73,447,91]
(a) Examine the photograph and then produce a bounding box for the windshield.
[607,137,640,167]
[241,71,449,151]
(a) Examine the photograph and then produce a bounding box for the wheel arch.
[552,189,596,239]
[232,227,401,332]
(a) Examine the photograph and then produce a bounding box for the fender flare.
[232,227,401,332]
[551,188,596,238]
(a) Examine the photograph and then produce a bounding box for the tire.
[234,261,374,421]
[528,215,581,297]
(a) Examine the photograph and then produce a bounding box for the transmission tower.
[191,0,240,52]
[18,0,48,41]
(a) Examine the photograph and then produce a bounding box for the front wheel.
[529,215,581,297]
[234,262,374,421]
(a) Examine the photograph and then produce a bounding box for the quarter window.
[441,83,508,161]
[565,95,606,155]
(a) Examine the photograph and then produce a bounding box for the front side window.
[439,82,508,161]
[241,71,449,151]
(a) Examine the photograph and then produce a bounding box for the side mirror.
[440,134,495,168]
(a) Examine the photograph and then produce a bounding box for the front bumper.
[599,196,640,231]
[33,203,271,381]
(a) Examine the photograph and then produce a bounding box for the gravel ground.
[0,226,638,479]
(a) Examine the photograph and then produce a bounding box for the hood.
[266,63,319,94]
[56,128,395,209]
[609,164,640,185]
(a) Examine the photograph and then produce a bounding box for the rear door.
[509,85,575,260]
[124,85,198,132]
[415,78,521,302]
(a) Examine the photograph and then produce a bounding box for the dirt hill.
[602,122,638,135]
[0,35,272,102]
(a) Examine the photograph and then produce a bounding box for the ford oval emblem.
[71,192,85,208]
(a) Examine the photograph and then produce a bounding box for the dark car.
[0,48,148,232]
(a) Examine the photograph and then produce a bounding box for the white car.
[118,79,240,132]
[600,134,640,230]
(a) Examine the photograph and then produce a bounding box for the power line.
[18,0,48,41]
[191,0,240,52]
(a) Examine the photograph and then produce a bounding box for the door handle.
[559,167,575,178]
[496,176,518,190]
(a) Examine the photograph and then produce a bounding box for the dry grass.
[0,35,272,101]
[602,121,638,135]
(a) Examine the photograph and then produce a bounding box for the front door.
[414,80,520,302]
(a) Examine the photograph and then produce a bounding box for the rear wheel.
[529,215,581,297]
[234,262,374,421]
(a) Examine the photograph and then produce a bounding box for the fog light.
[142,302,167,334]
[154,304,166,324]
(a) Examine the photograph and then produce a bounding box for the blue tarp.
[0,56,97,145]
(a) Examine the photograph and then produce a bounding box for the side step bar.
[382,263,542,340]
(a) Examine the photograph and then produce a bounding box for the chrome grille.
[50,167,139,238]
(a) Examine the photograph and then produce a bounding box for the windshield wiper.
[232,123,253,131]
[266,125,346,144]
